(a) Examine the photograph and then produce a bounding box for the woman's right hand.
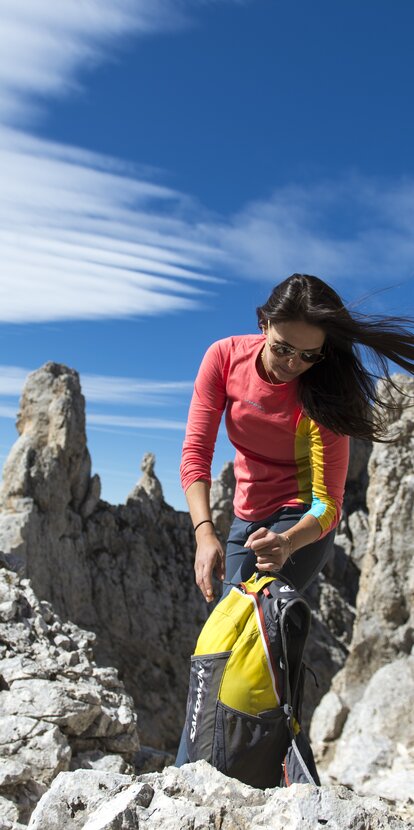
[194,530,225,603]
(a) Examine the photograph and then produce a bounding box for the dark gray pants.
[223,504,335,595]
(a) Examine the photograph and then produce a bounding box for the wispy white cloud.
[0,405,19,419]
[0,0,251,123]
[0,0,229,324]
[0,365,192,433]
[82,374,193,405]
[0,365,193,406]
[0,1,413,328]
[2,134,414,323]
[210,177,414,291]
[3,125,414,324]
[0,366,29,396]
[0,402,187,432]
[88,413,186,430]
[0,0,189,124]
[0,125,227,323]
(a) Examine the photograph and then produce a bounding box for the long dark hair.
[257,274,414,440]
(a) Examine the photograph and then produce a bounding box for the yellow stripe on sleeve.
[307,419,338,532]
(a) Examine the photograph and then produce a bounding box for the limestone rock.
[0,794,21,828]
[327,657,414,801]
[80,475,101,521]
[127,452,163,506]
[347,508,370,569]
[311,375,414,799]
[1,363,91,516]
[309,690,349,754]
[300,578,353,728]
[70,751,134,775]
[27,770,152,830]
[0,679,102,735]
[0,714,70,788]
[0,566,139,825]
[343,387,414,687]
[210,461,236,545]
[336,375,414,690]
[27,763,412,830]
[0,363,207,752]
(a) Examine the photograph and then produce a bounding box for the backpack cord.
[279,603,294,732]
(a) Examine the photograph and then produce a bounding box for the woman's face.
[263,319,325,383]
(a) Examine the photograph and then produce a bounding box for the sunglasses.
[268,341,325,364]
[266,324,325,364]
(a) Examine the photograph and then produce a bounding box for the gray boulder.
[27,763,412,830]
[326,657,414,801]
[0,567,138,826]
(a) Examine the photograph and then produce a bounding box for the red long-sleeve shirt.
[180,335,349,537]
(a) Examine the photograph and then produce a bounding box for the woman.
[175,272,414,768]
[180,273,414,603]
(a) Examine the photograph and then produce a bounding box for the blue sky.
[1,0,414,511]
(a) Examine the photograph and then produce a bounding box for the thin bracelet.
[193,519,215,533]
[281,533,294,561]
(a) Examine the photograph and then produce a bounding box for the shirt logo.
[243,399,265,412]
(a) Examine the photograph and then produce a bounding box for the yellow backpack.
[184,573,319,789]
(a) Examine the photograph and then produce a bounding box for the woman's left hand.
[244,527,291,572]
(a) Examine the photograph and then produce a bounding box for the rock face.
[0,363,206,752]
[310,375,414,801]
[324,657,414,801]
[0,565,138,827]
[1,361,413,822]
[210,461,236,546]
[27,762,413,830]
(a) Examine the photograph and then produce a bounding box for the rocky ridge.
[0,363,207,751]
[26,762,412,830]
[310,375,414,802]
[0,362,413,827]
[0,565,138,828]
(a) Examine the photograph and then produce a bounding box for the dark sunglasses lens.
[303,353,324,364]
[272,345,292,356]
